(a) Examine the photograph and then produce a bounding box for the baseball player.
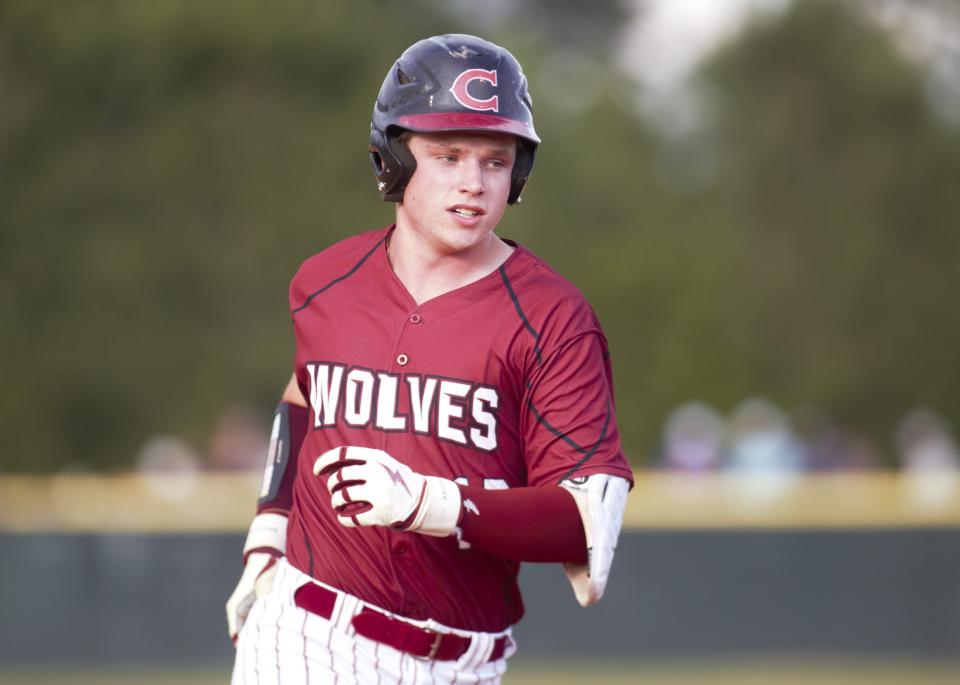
[226,34,633,684]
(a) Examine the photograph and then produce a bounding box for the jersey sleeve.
[288,259,314,402]
[288,258,311,317]
[521,329,634,487]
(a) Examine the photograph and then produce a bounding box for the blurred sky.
[618,0,960,132]
[621,0,791,96]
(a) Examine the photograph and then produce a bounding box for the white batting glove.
[313,446,461,537]
[226,551,280,643]
[226,512,286,643]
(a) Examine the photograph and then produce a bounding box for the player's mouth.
[448,205,485,225]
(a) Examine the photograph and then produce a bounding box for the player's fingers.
[334,494,372,527]
[313,447,343,475]
[325,464,368,496]
[327,463,369,487]
[336,513,359,528]
[345,503,392,528]
[335,500,373,518]
[227,593,254,642]
[329,478,365,497]
[330,486,366,510]
[340,481,390,508]
[349,509,375,527]
[313,446,368,477]
[353,504,406,528]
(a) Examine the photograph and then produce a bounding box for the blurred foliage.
[692,1,960,444]
[1,0,958,471]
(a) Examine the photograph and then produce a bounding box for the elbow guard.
[559,473,630,607]
[257,402,307,513]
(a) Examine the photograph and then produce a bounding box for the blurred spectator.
[896,407,959,511]
[136,434,202,501]
[721,397,805,506]
[896,407,960,472]
[207,403,270,470]
[660,400,726,472]
[724,397,805,473]
[137,435,201,474]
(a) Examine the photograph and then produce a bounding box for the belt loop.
[489,634,509,662]
[453,630,486,669]
[338,594,361,631]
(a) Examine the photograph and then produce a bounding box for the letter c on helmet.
[450,69,499,112]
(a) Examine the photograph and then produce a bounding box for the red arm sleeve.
[457,484,587,564]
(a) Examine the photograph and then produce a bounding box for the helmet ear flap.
[369,127,417,202]
[385,131,417,202]
[508,139,537,205]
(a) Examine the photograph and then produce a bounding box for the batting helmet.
[369,34,540,205]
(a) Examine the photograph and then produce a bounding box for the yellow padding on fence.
[0,471,958,532]
[0,472,262,533]
[624,472,960,529]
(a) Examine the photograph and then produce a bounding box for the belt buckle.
[417,631,443,661]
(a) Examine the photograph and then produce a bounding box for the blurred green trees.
[1,0,958,471]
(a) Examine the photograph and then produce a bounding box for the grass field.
[2,658,958,685]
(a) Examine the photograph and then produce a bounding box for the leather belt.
[293,581,508,662]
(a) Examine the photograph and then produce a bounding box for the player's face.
[397,132,516,257]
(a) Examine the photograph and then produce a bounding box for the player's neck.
[387,225,514,305]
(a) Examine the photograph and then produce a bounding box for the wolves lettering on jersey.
[305,361,499,452]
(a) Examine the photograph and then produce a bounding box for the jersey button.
[393,541,408,555]
[409,313,422,324]
[396,354,408,366]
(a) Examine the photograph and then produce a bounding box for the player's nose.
[457,159,485,195]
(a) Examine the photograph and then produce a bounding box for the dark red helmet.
[369,34,540,205]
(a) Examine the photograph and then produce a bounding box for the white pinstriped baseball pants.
[231,558,516,685]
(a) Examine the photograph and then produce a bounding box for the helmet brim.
[397,113,541,145]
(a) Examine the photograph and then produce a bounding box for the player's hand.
[226,550,281,644]
[313,446,462,537]
[226,512,287,644]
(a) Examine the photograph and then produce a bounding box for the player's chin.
[436,224,494,254]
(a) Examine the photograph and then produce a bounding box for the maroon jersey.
[285,226,632,632]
